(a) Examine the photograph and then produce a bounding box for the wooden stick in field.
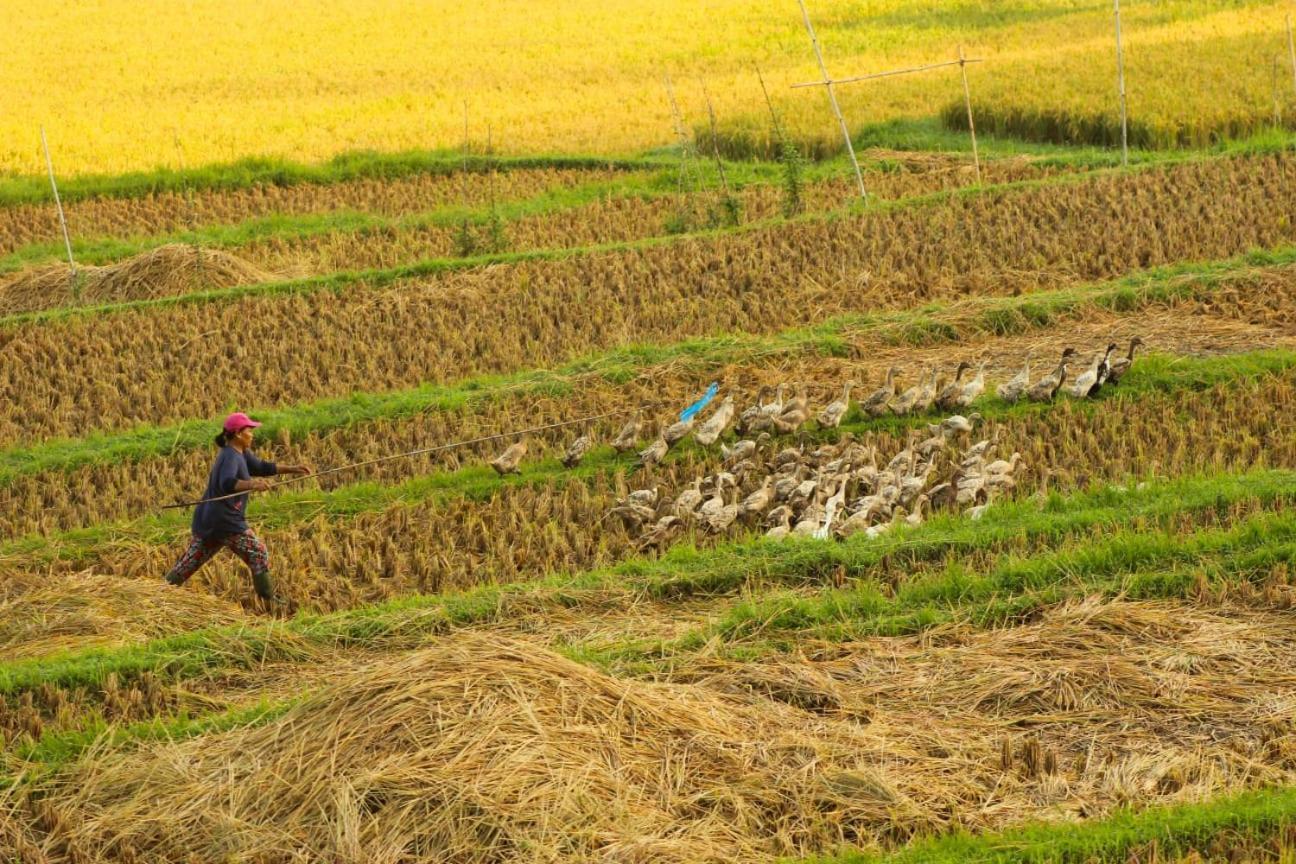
[959,45,982,183]
[1113,0,1129,166]
[789,56,983,89]
[40,126,77,284]
[699,79,732,200]
[1287,15,1296,100]
[795,0,867,200]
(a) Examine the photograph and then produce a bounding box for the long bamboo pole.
[795,0,867,200]
[40,126,76,281]
[699,78,732,200]
[959,45,982,183]
[1114,0,1129,167]
[789,56,983,89]
[1287,15,1296,100]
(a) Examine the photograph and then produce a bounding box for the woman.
[164,412,311,609]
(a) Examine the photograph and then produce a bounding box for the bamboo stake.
[173,130,206,286]
[1276,56,1284,128]
[789,56,983,89]
[755,65,786,145]
[699,78,732,200]
[1287,15,1296,100]
[1114,0,1129,167]
[795,0,867,200]
[663,73,703,204]
[958,45,982,184]
[40,126,76,282]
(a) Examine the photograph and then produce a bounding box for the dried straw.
[0,569,245,661]
[0,244,271,315]
[30,634,917,863]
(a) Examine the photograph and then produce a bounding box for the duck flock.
[486,338,1145,549]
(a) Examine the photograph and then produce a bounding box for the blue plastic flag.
[679,382,719,422]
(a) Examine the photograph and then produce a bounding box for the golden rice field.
[2,1,1295,175]
[6,12,1296,858]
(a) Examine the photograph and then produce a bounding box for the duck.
[904,494,930,528]
[996,353,1032,404]
[942,413,981,436]
[673,477,705,518]
[1105,336,1145,386]
[760,383,787,418]
[1025,348,1076,403]
[952,359,988,408]
[662,414,696,449]
[934,361,971,411]
[860,368,899,417]
[740,476,776,516]
[1070,344,1117,399]
[912,367,940,414]
[490,440,527,475]
[627,486,660,509]
[816,381,854,429]
[765,507,793,540]
[736,385,771,434]
[636,436,669,469]
[561,435,592,468]
[890,368,928,416]
[636,515,682,553]
[693,395,735,447]
[721,431,770,463]
[773,384,811,433]
[703,487,741,534]
[985,452,1023,477]
[611,411,642,453]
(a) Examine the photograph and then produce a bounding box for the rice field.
[6,14,1296,859]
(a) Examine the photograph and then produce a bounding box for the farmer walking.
[163,412,311,610]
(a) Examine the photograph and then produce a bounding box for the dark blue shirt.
[192,446,277,538]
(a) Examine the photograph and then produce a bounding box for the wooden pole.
[40,126,76,281]
[173,130,205,284]
[789,57,983,88]
[663,73,702,199]
[1276,56,1284,128]
[1113,0,1129,166]
[958,45,982,183]
[796,0,867,200]
[699,79,732,200]
[755,64,786,145]
[1287,15,1296,100]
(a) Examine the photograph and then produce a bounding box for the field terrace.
[3,145,1296,863]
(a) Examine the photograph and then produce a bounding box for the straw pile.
[23,634,919,863]
[0,244,270,314]
[0,570,245,661]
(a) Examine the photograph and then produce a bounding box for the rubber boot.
[252,570,291,615]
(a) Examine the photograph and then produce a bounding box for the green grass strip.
[0,168,677,274]
[4,345,1292,568]
[3,242,1291,489]
[0,467,1289,699]
[802,785,1296,864]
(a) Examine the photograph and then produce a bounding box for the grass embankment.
[4,345,1292,568]
[2,243,1290,489]
[805,785,1296,864]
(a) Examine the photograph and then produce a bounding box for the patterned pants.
[164,530,274,599]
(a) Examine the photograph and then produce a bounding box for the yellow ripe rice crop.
[2,1,1293,176]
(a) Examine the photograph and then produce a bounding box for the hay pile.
[26,635,919,863]
[0,570,245,661]
[0,244,270,314]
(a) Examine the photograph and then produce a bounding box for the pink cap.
[222,412,262,434]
